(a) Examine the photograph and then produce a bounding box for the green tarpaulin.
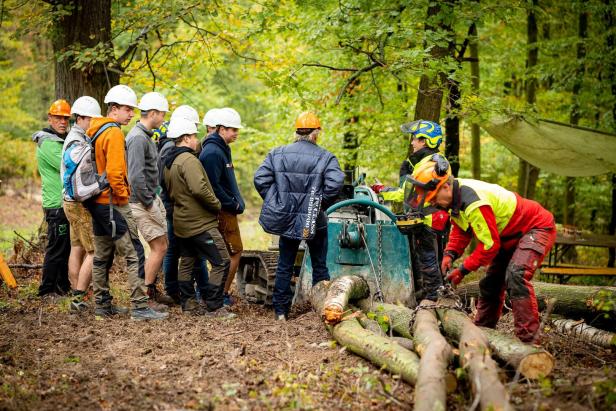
[482,117,616,177]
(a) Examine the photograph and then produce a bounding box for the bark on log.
[357,312,386,336]
[356,299,414,338]
[436,299,512,411]
[311,282,420,385]
[322,276,370,325]
[552,318,616,348]
[391,337,415,351]
[331,318,420,385]
[413,300,455,411]
[479,327,555,379]
[455,281,616,329]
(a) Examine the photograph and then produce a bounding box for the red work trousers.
[474,227,556,342]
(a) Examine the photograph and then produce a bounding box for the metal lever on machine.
[338,220,364,249]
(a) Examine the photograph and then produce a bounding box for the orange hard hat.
[48,99,71,117]
[410,155,452,204]
[295,111,321,129]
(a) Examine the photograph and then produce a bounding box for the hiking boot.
[147,283,176,306]
[131,307,169,321]
[223,293,234,307]
[205,306,236,320]
[95,305,129,317]
[146,285,169,311]
[181,298,203,314]
[70,300,89,313]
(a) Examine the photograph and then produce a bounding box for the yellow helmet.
[295,111,321,129]
[409,154,451,204]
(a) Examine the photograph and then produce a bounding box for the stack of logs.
[310,276,616,411]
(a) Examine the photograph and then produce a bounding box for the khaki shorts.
[130,196,167,243]
[218,210,243,255]
[63,200,94,253]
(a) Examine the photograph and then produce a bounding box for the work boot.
[223,293,235,306]
[205,307,236,320]
[181,298,205,314]
[131,307,169,321]
[70,300,89,313]
[95,305,129,317]
[146,284,169,312]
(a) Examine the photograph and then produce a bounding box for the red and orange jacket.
[87,117,131,206]
[445,179,554,273]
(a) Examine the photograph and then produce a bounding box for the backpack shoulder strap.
[90,122,120,145]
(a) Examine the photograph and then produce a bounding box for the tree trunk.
[436,300,513,411]
[50,0,117,104]
[445,79,461,177]
[413,300,455,411]
[479,326,554,379]
[552,318,616,348]
[518,0,540,199]
[321,276,370,325]
[331,317,421,385]
[470,22,481,179]
[356,311,386,336]
[409,1,454,159]
[455,281,616,329]
[607,2,616,268]
[356,299,414,339]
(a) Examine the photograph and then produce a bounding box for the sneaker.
[131,307,169,321]
[275,313,287,322]
[95,305,129,317]
[205,306,236,319]
[223,293,234,306]
[70,300,89,313]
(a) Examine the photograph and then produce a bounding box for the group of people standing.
[34,85,248,320]
[33,85,345,321]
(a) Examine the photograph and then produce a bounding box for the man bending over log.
[409,158,556,343]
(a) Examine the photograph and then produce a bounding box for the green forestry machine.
[236,173,421,308]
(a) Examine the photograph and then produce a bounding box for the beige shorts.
[130,196,167,243]
[63,200,94,253]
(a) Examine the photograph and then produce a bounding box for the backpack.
[63,122,119,202]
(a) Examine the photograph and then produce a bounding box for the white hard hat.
[70,96,102,118]
[170,105,200,126]
[167,117,198,139]
[217,107,243,129]
[139,92,169,112]
[202,108,222,127]
[104,85,138,108]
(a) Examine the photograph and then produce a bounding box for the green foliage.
[0,134,37,180]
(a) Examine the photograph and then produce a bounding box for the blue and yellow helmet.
[400,120,443,149]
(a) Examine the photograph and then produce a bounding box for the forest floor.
[1,193,615,410]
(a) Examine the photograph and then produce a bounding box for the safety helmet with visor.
[400,120,443,149]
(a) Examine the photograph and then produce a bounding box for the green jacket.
[162,147,221,238]
[33,129,65,209]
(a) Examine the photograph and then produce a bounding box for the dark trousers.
[178,228,230,311]
[163,216,209,296]
[38,207,71,296]
[273,227,330,316]
[410,225,444,301]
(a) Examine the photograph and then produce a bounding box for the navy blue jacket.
[199,132,245,214]
[254,140,345,240]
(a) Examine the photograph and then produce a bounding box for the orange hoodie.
[87,117,131,205]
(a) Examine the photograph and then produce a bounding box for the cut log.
[456,281,616,329]
[391,336,415,351]
[309,279,331,315]
[322,276,370,325]
[356,299,414,338]
[413,300,455,411]
[552,318,616,348]
[356,311,386,336]
[479,327,555,379]
[331,317,420,385]
[436,299,513,411]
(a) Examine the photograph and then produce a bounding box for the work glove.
[446,264,469,287]
[371,183,385,194]
[446,269,464,286]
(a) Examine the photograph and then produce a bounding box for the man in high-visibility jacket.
[378,120,449,301]
[410,159,556,343]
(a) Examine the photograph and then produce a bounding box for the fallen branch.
[436,299,512,411]
[321,276,370,325]
[413,300,455,411]
[8,264,42,270]
[356,299,413,338]
[479,327,555,379]
[552,318,616,348]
